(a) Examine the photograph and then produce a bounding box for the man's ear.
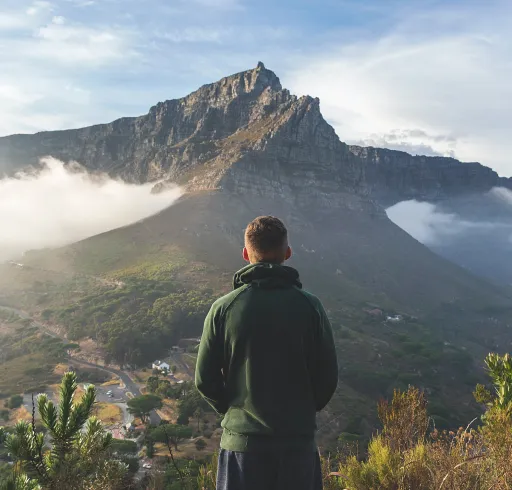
[284,246,292,261]
[242,247,250,262]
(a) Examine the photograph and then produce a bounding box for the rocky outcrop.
[350,146,512,206]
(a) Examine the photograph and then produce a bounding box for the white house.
[152,360,170,372]
[386,315,403,323]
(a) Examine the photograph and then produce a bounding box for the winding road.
[0,305,161,426]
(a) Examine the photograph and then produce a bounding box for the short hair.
[244,216,288,262]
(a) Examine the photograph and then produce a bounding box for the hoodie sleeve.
[311,301,338,411]
[195,303,228,415]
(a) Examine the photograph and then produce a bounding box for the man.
[195,216,338,490]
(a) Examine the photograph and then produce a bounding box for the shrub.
[195,438,207,451]
[7,395,23,409]
[330,353,512,490]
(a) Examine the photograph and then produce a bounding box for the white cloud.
[26,1,53,16]
[52,15,65,24]
[0,1,52,30]
[31,22,134,65]
[286,2,512,176]
[0,157,182,260]
[0,2,138,134]
[386,191,512,246]
[386,200,464,245]
[490,187,512,206]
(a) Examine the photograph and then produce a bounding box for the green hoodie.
[195,263,338,452]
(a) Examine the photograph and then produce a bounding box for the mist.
[386,187,512,246]
[0,157,182,260]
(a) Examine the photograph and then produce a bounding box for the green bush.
[195,438,207,451]
[109,439,138,454]
[7,395,23,409]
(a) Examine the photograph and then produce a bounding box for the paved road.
[0,304,161,426]
[69,358,161,426]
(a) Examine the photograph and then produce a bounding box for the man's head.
[243,216,292,264]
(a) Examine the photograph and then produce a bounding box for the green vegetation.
[148,423,193,451]
[109,439,137,455]
[0,320,66,397]
[0,371,129,490]
[6,395,23,409]
[43,278,214,366]
[195,438,207,451]
[127,394,163,424]
[321,353,512,489]
[146,375,181,399]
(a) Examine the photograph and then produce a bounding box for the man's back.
[196,262,337,451]
[195,216,338,490]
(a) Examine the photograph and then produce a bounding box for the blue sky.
[1,0,512,175]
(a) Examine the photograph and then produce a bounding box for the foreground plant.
[329,353,512,490]
[0,372,128,490]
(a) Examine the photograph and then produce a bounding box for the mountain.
[2,63,512,285]
[350,146,512,206]
[1,63,511,443]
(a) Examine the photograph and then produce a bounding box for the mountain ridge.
[1,62,509,207]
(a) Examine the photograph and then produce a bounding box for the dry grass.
[331,386,512,490]
[158,398,178,423]
[154,433,220,460]
[53,363,69,376]
[131,370,153,384]
[93,402,122,425]
[11,406,31,423]
[101,379,120,387]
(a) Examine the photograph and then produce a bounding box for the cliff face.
[350,146,512,206]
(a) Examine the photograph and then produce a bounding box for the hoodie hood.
[233,263,302,290]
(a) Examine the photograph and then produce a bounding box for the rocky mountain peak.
[0,62,508,209]
[179,62,283,109]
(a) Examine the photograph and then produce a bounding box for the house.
[386,315,403,323]
[152,360,170,372]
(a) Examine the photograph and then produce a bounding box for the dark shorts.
[216,448,323,490]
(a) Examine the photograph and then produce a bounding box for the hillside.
[1,63,512,445]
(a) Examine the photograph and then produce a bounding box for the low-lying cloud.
[386,187,512,246]
[0,157,182,260]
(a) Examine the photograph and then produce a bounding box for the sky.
[1,0,512,176]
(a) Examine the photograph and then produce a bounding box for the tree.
[127,394,162,424]
[195,438,207,451]
[194,407,203,433]
[0,372,128,489]
[150,424,192,451]
[171,365,177,375]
